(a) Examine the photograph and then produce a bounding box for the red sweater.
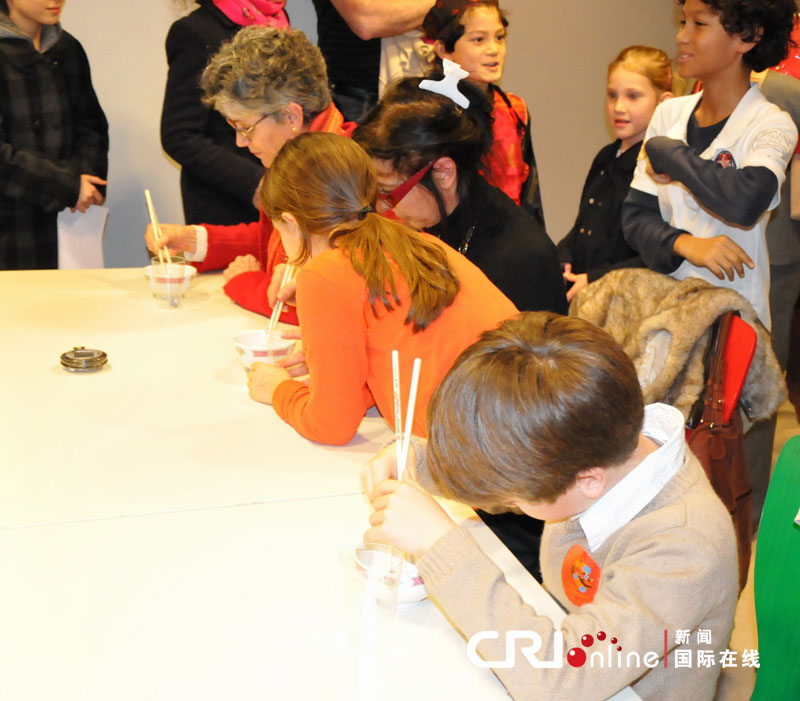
[195,104,355,320]
[272,235,518,445]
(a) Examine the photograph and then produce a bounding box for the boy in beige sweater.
[362,312,738,700]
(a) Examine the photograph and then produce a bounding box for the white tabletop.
[0,494,513,701]
[0,269,389,528]
[0,268,636,700]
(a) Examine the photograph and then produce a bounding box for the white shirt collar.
[577,404,686,552]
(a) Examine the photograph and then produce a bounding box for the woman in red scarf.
[160,1,289,229]
[148,26,354,321]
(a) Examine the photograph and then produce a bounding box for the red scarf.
[212,0,289,28]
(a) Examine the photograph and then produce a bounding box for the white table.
[0,268,636,700]
[0,495,514,701]
[0,269,511,701]
[0,269,389,528]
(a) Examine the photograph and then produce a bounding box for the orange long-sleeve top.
[272,235,518,445]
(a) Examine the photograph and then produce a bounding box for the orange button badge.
[561,544,602,606]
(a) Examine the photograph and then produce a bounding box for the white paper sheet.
[57,206,108,269]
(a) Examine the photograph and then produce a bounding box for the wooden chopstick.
[267,263,294,335]
[144,189,171,265]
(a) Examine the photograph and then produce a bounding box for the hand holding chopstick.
[267,262,295,336]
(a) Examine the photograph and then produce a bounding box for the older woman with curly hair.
[145,26,354,319]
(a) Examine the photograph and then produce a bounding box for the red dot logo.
[597,631,606,641]
[567,647,587,667]
[581,634,594,647]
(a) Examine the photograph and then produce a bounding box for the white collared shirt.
[577,403,686,552]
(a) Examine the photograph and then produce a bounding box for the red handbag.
[687,311,753,591]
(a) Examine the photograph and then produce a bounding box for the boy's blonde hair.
[608,45,673,94]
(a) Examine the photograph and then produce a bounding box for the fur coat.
[570,268,786,422]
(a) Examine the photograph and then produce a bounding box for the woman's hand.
[223,254,261,282]
[144,223,197,255]
[360,441,417,499]
[364,479,455,559]
[562,264,589,302]
[267,262,298,308]
[247,362,292,404]
[673,233,754,281]
[72,174,107,213]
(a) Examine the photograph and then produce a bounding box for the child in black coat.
[558,46,673,302]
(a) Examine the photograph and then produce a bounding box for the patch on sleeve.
[752,128,794,154]
[713,150,736,168]
[561,544,602,606]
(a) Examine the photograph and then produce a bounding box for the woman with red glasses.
[354,74,566,315]
[246,132,517,446]
[144,26,353,321]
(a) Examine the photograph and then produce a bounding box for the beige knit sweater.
[417,452,738,700]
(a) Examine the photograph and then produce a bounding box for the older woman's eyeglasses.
[226,114,268,140]
[377,161,434,208]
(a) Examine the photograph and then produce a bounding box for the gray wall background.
[66,1,678,267]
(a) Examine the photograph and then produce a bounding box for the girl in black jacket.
[557,45,673,302]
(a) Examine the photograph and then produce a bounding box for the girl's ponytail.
[261,132,460,332]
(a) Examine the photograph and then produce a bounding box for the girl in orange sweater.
[246,132,517,445]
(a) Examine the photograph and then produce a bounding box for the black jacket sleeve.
[622,189,685,274]
[645,136,778,227]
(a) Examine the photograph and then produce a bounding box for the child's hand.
[267,262,298,308]
[72,174,107,213]
[361,442,417,499]
[645,155,672,184]
[563,268,589,302]
[247,362,292,404]
[364,479,454,558]
[223,254,260,282]
[273,329,308,378]
[673,233,755,281]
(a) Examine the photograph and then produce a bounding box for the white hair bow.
[419,59,470,108]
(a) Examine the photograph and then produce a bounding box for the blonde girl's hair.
[260,132,461,333]
[608,45,673,95]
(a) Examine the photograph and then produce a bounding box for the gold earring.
[292,125,298,134]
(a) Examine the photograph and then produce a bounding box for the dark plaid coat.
[0,20,108,269]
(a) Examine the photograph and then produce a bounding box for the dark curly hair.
[678,0,797,71]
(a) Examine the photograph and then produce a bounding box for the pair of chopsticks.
[392,350,421,481]
[144,189,172,264]
[267,263,295,336]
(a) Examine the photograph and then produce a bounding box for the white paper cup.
[340,543,402,651]
[145,256,195,307]
[397,559,427,606]
[233,330,296,370]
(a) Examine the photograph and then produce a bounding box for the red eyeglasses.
[377,161,434,208]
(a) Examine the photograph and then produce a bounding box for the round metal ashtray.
[60,347,108,372]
